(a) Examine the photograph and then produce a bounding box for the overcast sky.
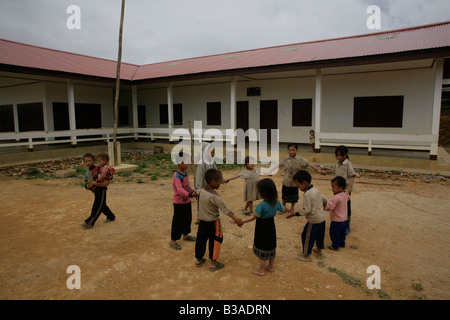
[0,0,449,65]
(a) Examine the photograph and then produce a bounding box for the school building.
[1,21,449,160]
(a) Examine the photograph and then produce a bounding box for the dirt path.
[0,170,449,300]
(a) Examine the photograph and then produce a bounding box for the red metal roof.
[1,21,449,82]
[133,21,450,80]
[0,40,138,80]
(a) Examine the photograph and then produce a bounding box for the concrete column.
[132,85,138,140]
[430,58,444,160]
[314,68,322,153]
[230,76,237,144]
[13,103,19,141]
[167,82,173,129]
[67,79,77,147]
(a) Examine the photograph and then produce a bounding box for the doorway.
[259,100,278,144]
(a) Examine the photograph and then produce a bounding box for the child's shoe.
[81,222,93,229]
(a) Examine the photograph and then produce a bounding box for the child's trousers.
[171,203,192,241]
[195,219,223,261]
[301,221,325,255]
[329,221,348,249]
[84,187,115,226]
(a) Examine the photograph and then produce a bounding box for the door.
[75,103,102,140]
[52,102,70,140]
[236,101,249,132]
[259,100,278,145]
[138,105,146,128]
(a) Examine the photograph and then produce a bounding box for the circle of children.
[81,142,356,276]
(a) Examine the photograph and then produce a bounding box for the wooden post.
[113,0,126,165]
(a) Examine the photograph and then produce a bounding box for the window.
[207,102,221,126]
[17,102,44,132]
[138,105,146,128]
[292,99,312,127]
[160,104,182,125]
[0,105,14,132]
[119,106,129,126]
[444,58,450,79]
[159,104,168,124]
[353,96,404,128]
[174,104,182,125]
[75,103,102,129]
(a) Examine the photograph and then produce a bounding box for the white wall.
[321,68,435,135]
[45,82,114,130]
[134,66,436,144]
[0,62,437,144]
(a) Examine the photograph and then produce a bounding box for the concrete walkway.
[1,141,450,176]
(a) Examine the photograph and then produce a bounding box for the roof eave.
[132,47,450,85]
[0,64,133,85]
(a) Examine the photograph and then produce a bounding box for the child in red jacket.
[170,152,198,250]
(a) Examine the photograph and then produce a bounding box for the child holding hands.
[286,170,327,262]
[240,178,287,276]
[225,156,260,215]
[321,145,356,233]
[195,169,243,271]
[279,143,321,212]
[325,176,350,251]
[170,152,198,250]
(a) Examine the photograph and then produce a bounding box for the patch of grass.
[327,267,362,288]
[376,290,390,299]
[317,261,326,268]
[326,266,391,299]
[118,171,132,177]
[412,282,424,291]
[24,167,52,179]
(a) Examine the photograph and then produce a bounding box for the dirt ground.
[0,168,449,300]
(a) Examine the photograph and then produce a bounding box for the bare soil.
[0,168,449,300]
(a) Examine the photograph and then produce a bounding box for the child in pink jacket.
[325,176,350,251]
[170,152,198,250]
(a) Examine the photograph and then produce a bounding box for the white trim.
[167,82,173,129]
[317,132,437,153]
[132,85,138,139]
[66,79,76,146]
[230,76,237,144]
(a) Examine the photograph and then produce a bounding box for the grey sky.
[0,0,449,65]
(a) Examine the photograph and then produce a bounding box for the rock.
[54,169,77,178]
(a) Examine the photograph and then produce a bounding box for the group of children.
[79,142,356,276]
[169,142,357,275]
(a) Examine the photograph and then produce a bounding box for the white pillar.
[167,82,173,129]
[67,79,77,146]
[42,81,49,141]
[430,58,444,160]
[230,76,237,144]
[132,85,138,140]
[13,103,19,141]
[314,68,322,153]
